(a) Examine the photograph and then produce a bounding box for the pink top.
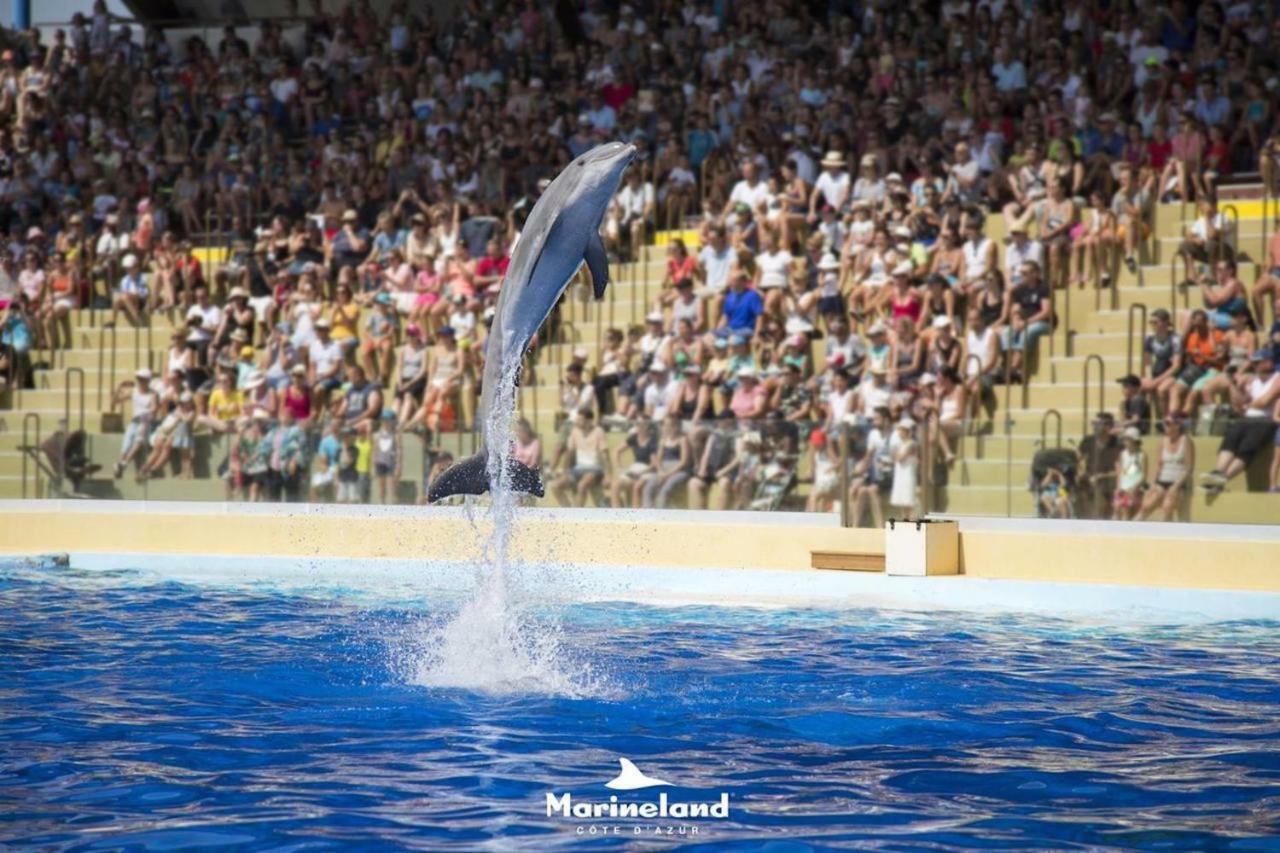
[283,386,311,421]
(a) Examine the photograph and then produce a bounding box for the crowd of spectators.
[0,0,1277,516]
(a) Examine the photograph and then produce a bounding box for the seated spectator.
[112,368,159,480]
[1168,309,1226,419]
[111,253,147,329]
[339,364,384,433]
[1001,261,1053,379]
[1176,198,1233,287]
[642,415,692,509]
[1200,348,1280,493]
[729,366,768,421]
[307,318,345,409]
[716,267,764,340]
[1077,413,1121,520]
[962,307,1002,430]
[1142,308,1182,415]
[1197,260,1249,331]
[1138,415,1195,522]
[611,419,657,508]
[139,392,197,482]
[1116,374,1153,436]
[1111,164,1153,274]
[1112,427,1148,521]
[550,408,608,507]
[360,293,399,385]
[1250,228,1280,328]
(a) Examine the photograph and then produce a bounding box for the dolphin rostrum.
[427,141,637,502]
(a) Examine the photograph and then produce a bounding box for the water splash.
[407,340,611,697]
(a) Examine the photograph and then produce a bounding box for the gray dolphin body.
[427,141,636,502]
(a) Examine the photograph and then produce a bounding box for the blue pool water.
[4,561,1280,849]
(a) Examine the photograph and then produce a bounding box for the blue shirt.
[721,287,763,333]
[317,433,341,466]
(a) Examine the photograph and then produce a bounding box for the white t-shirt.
[616,182,654,219]
[814,170,851,209]
[965,327,999,375]
[186,303,223,338]
[643,378,680,419]
[756,250,792,289]
[859,380,893,413]
[1005,239,1045,282]
[270,75,299,103]
[728,178,770,211]
[309,338,344,378]
[699,245,733,292]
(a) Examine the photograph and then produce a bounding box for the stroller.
[1029,447,1077,519]
[36,429,103,497]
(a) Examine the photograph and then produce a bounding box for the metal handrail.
[960,353,983,461]
[1218,203,1239,264]
[134,312,154,375]
[62,367,86,488]
[21,412,40,499]
[1263,186,1273,277]
[638,221,650,321]
[837,422,851,527]
[1126,303,1147,377]
[1048,281,1057,361]
[1003,357,1014,517]
[96,324,117,410]
[1040,409,1062,448]
[1063,274,1073,357]
[5,345,19,409]
[630,242,641,327]
[1169,252,1187,317]
[595,272,605,367]
[64,367,86,435]
[1082,354,1106,431]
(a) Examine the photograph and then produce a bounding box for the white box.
[885,519,959,577]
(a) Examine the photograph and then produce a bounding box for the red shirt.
[1146,139,1172,170]
[475,255,509,291]
[602,82,635,111]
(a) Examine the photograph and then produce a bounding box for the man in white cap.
[111,253,148,328]
[642,359,679,420]
[308,317,345,408]
[1004,222,1044,286]
[809,151,850,220]
[113,368,158,479]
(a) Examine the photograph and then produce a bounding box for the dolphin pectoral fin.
[585,232,610,300]
[427,453,490,502]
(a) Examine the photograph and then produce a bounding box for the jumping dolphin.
[427,141,637,502]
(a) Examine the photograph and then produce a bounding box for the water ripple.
[3,566,1280,848]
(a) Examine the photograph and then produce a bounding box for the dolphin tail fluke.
[426,452,545,503]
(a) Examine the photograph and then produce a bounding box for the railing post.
[65,367,86,435]
[1082,354,1105,433]
[21,413,40,499]
[1126,303,1147,377]
[837,423,850,527]
[1219,203,1239,265]
[1003,359,1013,517]
[1040,409,1062,449]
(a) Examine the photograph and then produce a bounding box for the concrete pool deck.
[1,501,1278,596]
